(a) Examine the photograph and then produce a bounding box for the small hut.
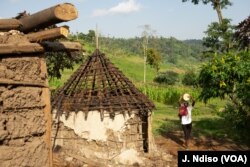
[52,49,155,165]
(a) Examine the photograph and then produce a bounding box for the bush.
[218,103,250,145]
[153,71,179,85]
[182,69,198,86]
[218,103,250,130]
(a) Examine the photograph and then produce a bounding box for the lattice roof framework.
[52,49,155,120]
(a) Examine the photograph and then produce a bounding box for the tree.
[146,48,162,72]
[198,16,250,128]
[182,0,232,24]
[46,34,83,79]
[198,50,250,123]
[168,37,178,64]
[203,19,234,53]
[85,30,95,43]
[234,16,250,50]
[46,51,82,79]
[139,24,156,84]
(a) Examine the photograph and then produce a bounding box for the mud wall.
[52,110,146,166]
[0,55,51,167]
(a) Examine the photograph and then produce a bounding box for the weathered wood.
[26,27,69,42]
[147,113,157,153]
[0,19,21,31]
[0,79,48,87]
[0,43,44,55]
[19,3,78,32]
[0,41,82,54]
[39,55,53,167]
[40,41,82,52]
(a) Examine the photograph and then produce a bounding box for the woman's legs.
[182,123,192,148]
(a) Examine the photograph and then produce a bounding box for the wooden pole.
[0,41,82,55]
[0,19,21,31]
[95,24,99,49]
[26,27,69,42]
[40,54,53,167]
[0,3,78,32]
[19,3,77,32]
[40,41,83,52]
[0,43,44,55]
[0,79,48,87]
[147,112,157,153]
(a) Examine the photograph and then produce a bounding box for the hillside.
[75,31,204,65]
[49,34,204,89]
[99,36,204,65]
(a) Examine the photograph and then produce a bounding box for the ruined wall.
[0,54,51,167]
[52,110,146,165]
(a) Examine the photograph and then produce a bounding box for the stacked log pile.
[0,3,81,167]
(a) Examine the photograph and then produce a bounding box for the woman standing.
[179,93,195,149]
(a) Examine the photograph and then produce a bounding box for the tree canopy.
[146,48,162,72]
[182,0,232,24]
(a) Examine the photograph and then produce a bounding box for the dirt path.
[155,130,249,165]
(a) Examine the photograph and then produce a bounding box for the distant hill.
[98,36,204,65]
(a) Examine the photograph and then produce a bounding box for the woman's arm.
[191,96,195,106]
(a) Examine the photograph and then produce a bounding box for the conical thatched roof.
[52,49,155,119]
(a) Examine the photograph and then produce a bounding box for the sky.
[1,0,249,40]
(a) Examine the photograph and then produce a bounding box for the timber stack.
[0,3,81,167]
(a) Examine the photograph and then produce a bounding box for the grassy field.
[152,99,227,136]
[49,52,249,147]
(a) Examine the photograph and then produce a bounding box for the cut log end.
[54,3,78,21]
[60,27,69,38]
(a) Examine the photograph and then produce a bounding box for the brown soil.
[155,130,249,165]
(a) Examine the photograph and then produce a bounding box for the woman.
[179,93,195,149]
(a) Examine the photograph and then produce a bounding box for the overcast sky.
[1,0,249,40]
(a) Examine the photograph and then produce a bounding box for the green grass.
[111,54,158,83]
[152,102,181,135]
[152,99,226,136]
[152,98,249,146]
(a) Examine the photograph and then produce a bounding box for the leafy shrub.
[218,103,250,130]
[218,103,250,145]
[153,71,179,85]
[182,69,198,86]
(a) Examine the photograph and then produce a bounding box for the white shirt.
[181,105,193,125]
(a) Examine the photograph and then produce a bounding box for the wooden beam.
[39,55,53,167]
[26,27,69,42]
[0,41,82,55]
[40,41,82,52]
[0,79,48,87]
[0,19,22,31]
[0,43,44,55]
[19,3,78,32]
